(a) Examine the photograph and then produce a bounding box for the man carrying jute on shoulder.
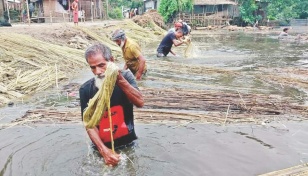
[111,29,147,80]
[79,43,144,166]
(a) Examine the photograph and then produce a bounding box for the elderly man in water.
[79,43,144,166]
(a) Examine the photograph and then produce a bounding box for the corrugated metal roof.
[194,0,237,5]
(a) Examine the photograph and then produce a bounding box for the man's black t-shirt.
[79,70,138,148]
[157,32,176,56]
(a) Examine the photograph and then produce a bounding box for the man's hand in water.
[100,148,120,166]
[135,71,142,80]
[86,128,121,167]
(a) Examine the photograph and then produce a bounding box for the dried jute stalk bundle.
[83,62,119,129]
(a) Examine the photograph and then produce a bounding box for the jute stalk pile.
[0,33,86,106]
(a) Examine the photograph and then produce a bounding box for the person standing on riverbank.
[71,0,79,26]
[79,43,144,166]
[111,29,147,80]
[157,28,187,57]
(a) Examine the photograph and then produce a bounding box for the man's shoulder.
[166,32,175,38]
[168,28,175,33]
[79,78,95,91]
[126,38,140,48]
[121,69,134,79]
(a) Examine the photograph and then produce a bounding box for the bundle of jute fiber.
[184,36,193,58]
[83,62,119,152]
[83,62,119,129]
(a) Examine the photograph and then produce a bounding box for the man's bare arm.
[86,127,120,166]
[173,39,184,46]
[170,50,176,56]
[135,55,146,80]
[123,63,128,70]
[116,73,144,107]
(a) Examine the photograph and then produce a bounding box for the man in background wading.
[157,28,188,57]
[111,29,147,80]
[79,43,144,166]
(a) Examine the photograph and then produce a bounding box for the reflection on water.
[1,123,308,176]
[1,32,308,176]
[142,32,308,102]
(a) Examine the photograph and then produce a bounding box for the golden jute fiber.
[183,36,192,58]
[83,62,119,129]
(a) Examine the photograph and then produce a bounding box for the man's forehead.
[89,53,107,61]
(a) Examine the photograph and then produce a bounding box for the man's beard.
[119,40,125,48]
[94,74,105,89]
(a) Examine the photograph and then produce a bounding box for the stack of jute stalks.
[0,33,86,106]
[83,62,119,152]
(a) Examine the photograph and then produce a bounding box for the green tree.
[238,0,260,25]
[109,0,143,9]
[266,0,308,20]
[158,0,193,22]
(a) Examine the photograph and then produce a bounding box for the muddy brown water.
[1,32,308,175]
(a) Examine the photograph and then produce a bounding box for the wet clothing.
[279,31,288,37]
[122,38,147,75]
[157,32,176,57]
[79,70,138,148]
[182,22,191,35]
[168,28,176,33]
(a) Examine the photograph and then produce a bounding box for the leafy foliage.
[109,0,143,9]
[238,0,259,25]
[158,0,193,22]
[267,0,308,20]
[108,7,123,19]
[238,0,308,24]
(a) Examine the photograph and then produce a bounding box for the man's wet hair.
[283,28,289,32]
[85,43,112,62]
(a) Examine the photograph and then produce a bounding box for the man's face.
[114,39,125,48]
[88,53,109,76]
[175,31,183,39]
[87,53,111,89]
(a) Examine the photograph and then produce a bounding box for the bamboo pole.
[55,63,58,88]
[99,0,102,19]
[62,12,65,22]
[6,0,11,23]
[106,0,108,19]
[68,0,71,21]
[91,0,93,22]
[26,0,30,25]
[49,11,52,23]
[49,0,52,24]
[107,108,115,153]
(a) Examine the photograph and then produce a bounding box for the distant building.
[0,0,4,16]
[144,0,160,12]
[193,0,239,18]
